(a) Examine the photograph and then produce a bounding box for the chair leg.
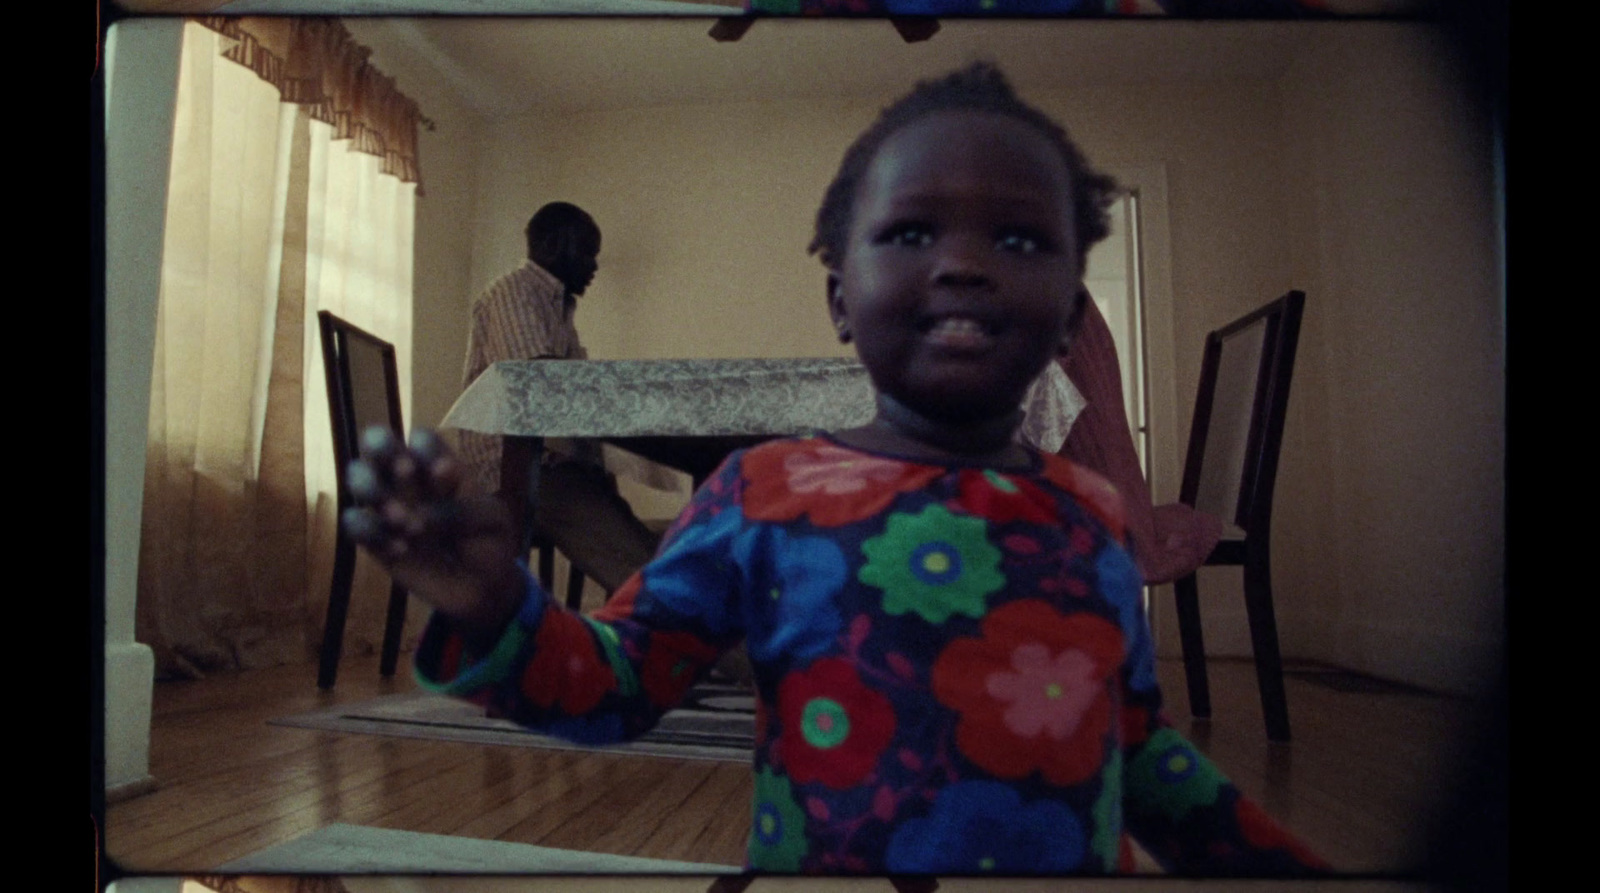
[318,534,359,690]
[705,875,754,893]
[379,581,408,678]
[537,544,555,593]
[1242,552,1291,742]
[565,567,587,612]
[1172,572,1212,719]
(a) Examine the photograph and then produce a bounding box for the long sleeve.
[413,455,748,742]
[1111,586,1326,873]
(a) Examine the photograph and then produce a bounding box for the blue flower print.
[885,780,1088,873]
[1097,544,1155,692]
[746,529,848,665]
[636,504,747,636]
[545,712,625,746]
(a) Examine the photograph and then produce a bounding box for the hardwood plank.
[585,759,721,859]
[637,763,752,864]
[510,754,671,848]
[445,749,618,842]
[105,652,1484,877]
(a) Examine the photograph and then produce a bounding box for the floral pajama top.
[415,435,1325,875]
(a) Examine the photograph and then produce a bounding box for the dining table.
[440,356,880,549]
[440,355,1083,554]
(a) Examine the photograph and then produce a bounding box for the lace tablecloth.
[443,357,879,439]
[442,356,1082,490]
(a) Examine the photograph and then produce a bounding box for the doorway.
[1083,191,1153,487]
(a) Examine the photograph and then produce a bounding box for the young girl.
[345,63,1326,876]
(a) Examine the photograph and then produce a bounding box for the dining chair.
[316,310,411,689]
[1172,290,1306,742]
[534,508,589,611]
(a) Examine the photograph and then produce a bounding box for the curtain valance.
[196,16,431,192]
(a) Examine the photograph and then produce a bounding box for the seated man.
[457,202,660,594]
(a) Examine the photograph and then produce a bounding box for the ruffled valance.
[195,16,432,193]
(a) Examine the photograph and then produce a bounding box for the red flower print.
[590,574,642,624]
[932,600,1124,786]
[1235,798,1329,868]
[518,611,618,715]
[956,469,1059,525]
[755,697,772,753]
[1120,701,1154,747]
[640,630,722,710]
[1039,455,1128,543]
[777,657,896,789]
[436,631,467,682]
[743,439,940,528]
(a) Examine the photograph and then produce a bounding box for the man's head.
[527,202,602,297]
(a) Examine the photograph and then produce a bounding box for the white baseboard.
[105,640,156,792]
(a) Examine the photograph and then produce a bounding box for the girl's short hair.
[809,62,1119,275]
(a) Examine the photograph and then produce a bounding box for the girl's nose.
[930,235,992,288]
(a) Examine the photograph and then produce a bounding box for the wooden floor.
[105,652,1485,879]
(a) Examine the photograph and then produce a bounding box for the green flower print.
[1090,750,1123,869]
[1128,727,1226,821]
[749,767,809,871]
[859,504,1004,623]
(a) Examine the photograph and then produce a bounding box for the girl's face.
[830,110,1083,426]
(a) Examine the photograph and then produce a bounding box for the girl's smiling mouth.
[919,314,1001,351]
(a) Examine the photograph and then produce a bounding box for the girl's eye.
[998,231,1049,255]
[882,224,934,247]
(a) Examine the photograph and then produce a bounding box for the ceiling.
[343,16,1332,118]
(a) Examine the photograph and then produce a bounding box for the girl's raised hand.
[342,427,524,643]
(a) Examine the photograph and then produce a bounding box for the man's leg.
[530,460,662,595]
[533,459,755,687]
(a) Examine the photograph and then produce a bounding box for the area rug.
[219,822,740,874]
[270,681,757,763]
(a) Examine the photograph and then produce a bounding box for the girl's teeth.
[926,316,992,348]
[931,318,983,336]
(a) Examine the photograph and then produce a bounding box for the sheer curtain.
[137,20,420,678]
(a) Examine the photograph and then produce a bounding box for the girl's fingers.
[408,428,446,461]
[347,459,382,504]
[424,454,462,501]
[360,425,402,461]
[351,426,466,505]
[342,506,385,547]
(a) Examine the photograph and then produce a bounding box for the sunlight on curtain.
[139,23,302,676]
[301,113,417,651]
[137,22,416,678]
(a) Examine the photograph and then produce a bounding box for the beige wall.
[400,23,1500,694]
[471,97,869,363]
[1278,25,1503,693]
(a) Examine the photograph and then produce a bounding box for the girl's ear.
[827,273,852,344]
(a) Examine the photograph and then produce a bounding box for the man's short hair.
[526,202,599,262]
